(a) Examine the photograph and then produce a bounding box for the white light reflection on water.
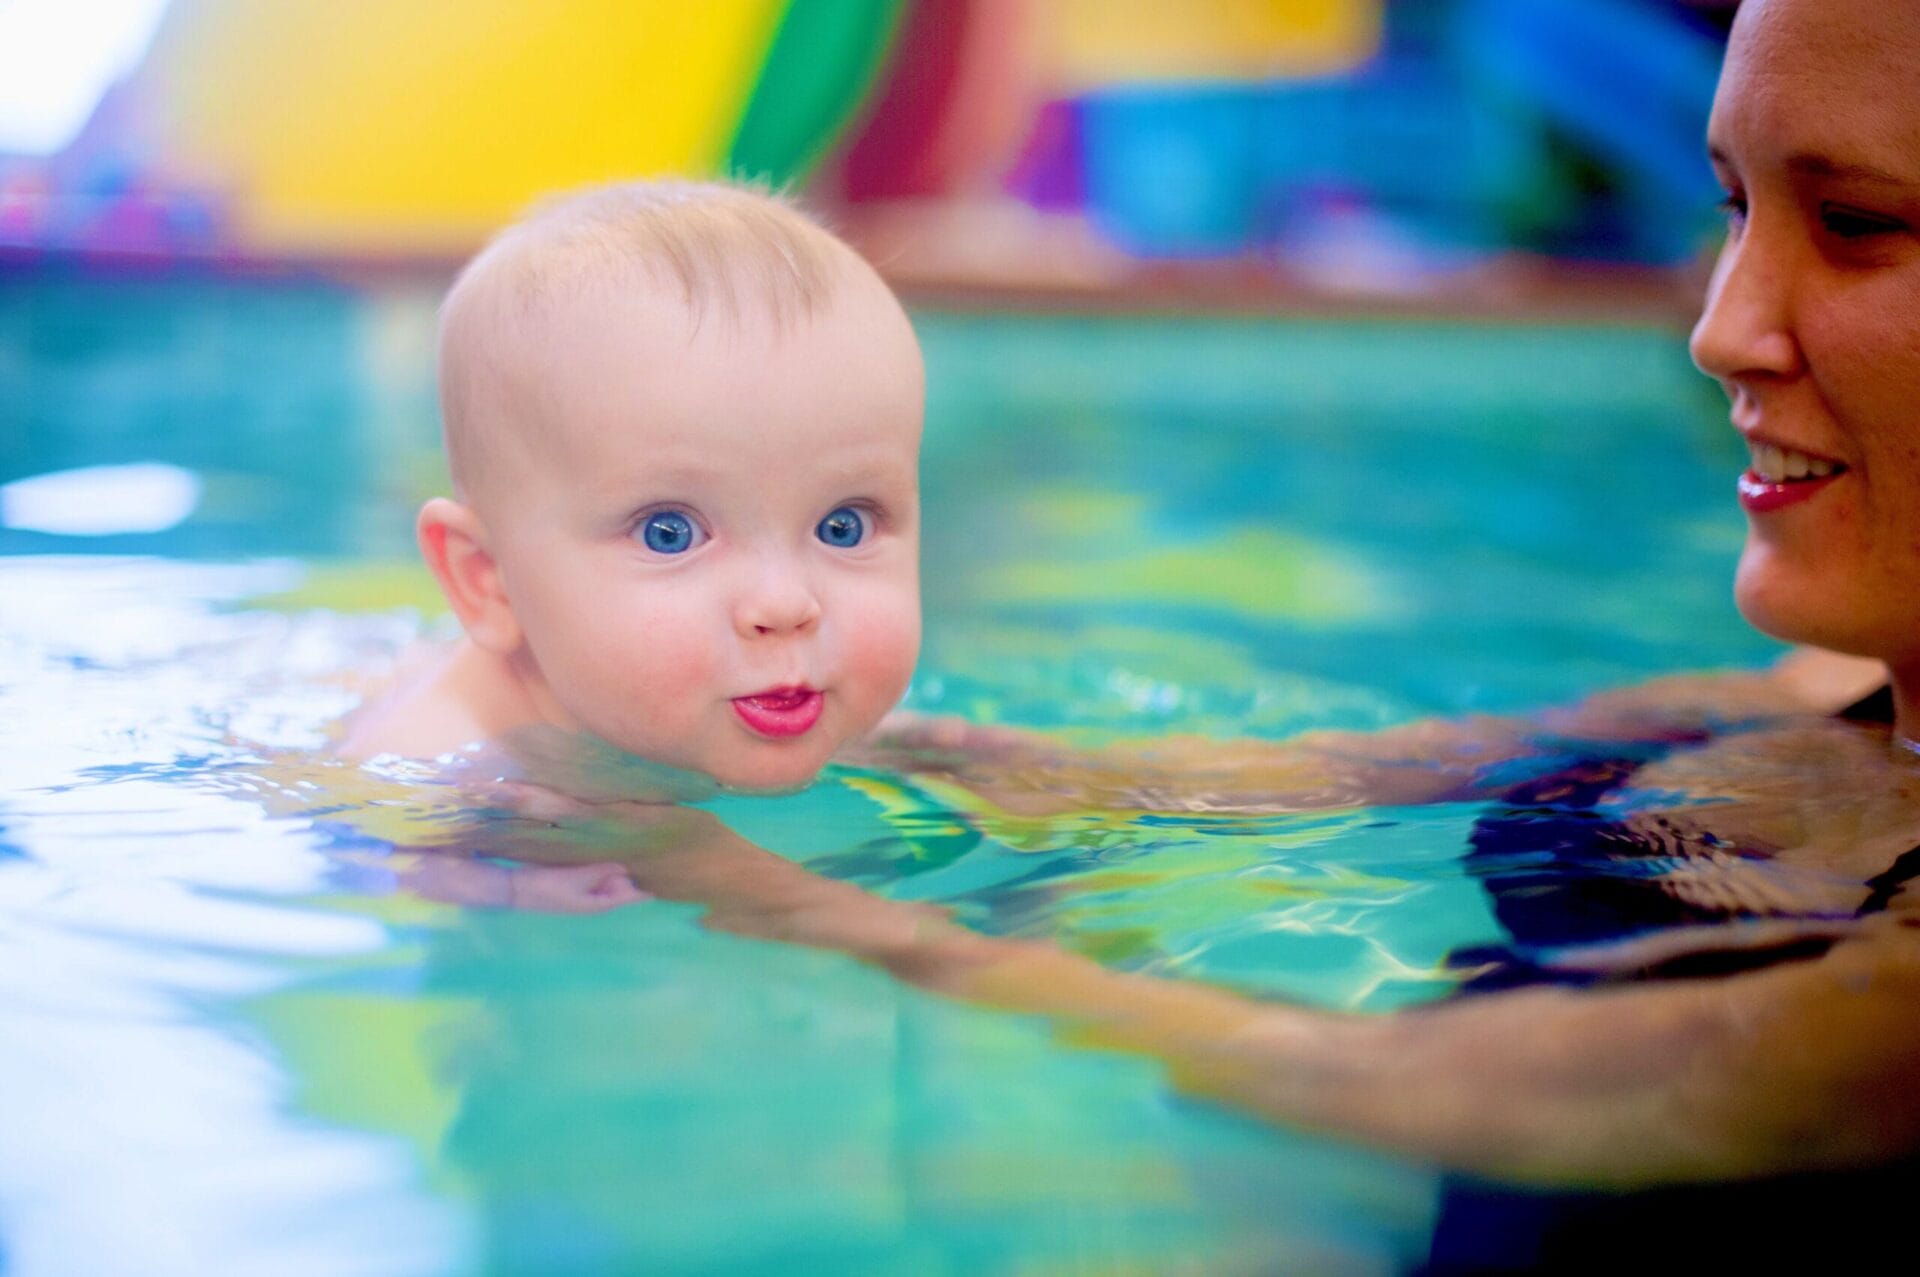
[0,557,467,1276]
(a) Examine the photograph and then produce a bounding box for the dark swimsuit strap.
[1860,844,1920,916]
[1841,683,1897,724]
[1839,684,1919,914]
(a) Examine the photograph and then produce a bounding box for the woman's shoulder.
[1539,648,1889,742]
[1773,647,1892,716]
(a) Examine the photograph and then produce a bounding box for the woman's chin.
[1734,552,1882,659]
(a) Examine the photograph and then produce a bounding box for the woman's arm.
[487,793,1920,1189]
[966,918,1920,1188]
[862,650,1891,817]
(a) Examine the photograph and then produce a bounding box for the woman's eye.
[636,510,705,554]
[1820,203,1905,240]
[1717,192,1748,230]
[815,506,869,549]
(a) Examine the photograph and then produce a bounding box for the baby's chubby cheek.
[543,628,723,746]
[624,645,726,728]
[835,603,921,740]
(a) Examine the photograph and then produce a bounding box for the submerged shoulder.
[333,638,513,762]
[1770,647,1891,716]
[1543,648,1888,742]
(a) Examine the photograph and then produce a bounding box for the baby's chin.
[506,718,844,799]
[702,749,837,796]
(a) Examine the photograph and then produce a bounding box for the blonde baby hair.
[436,179,861,500]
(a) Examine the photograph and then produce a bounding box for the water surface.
[0,273,1768,1274]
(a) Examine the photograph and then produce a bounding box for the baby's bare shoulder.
[333,639,501,761]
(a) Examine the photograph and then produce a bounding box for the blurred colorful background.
[2,0,1733,299]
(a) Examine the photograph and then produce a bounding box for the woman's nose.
[732,562,822,637]
[1688,225,1802,384]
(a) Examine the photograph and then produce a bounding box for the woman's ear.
[418,497,522,653]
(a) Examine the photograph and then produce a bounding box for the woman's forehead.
[1727,0,1920,95]
[1716,0,1920,168]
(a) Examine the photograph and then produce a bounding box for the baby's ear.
[417,497,522,653]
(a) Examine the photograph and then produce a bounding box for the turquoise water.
[0,274,1770,1274]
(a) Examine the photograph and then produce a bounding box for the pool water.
[0,273,1770,1274]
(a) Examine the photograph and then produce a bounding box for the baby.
[339,180,925,795]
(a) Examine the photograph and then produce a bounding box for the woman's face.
[1690,0,1920,670]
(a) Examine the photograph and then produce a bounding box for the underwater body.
[1,273,1788,1274]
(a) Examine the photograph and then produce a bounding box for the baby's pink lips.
[731,686,824,739]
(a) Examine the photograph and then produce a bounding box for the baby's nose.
[733,566,822,637]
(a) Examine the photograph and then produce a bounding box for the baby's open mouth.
[732,687,824,739]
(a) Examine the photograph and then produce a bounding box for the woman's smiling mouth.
[1738,438,1848,514]
[732,687,824,738]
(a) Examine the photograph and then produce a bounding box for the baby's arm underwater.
[394,852,646,913]
[464,788,1007,966]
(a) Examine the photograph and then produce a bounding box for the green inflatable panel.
[725,0,907,184]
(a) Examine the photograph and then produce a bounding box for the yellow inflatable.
[142,0,788,254]
[1044,0,1381,89]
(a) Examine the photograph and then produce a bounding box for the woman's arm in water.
[862,649,1890,816]
[475,795,1920,1189]
[658,823,1920,1188]
[429,666,1916,1188]
[936,911,1920,1188]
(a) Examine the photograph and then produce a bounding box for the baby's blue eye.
[815,506,868,548]
[637,510,703,554]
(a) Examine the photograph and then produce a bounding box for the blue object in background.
[1078,65,1537,262]
[1071,0,1724,264]
[1452,0,1724,262]
[1257,56,1542,252]
[1079,85,1266,259]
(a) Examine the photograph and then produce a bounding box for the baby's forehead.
[439,186,917,501]
[458,246,885,405]
[473,192,857,328]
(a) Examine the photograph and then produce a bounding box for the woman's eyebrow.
[1706,145,1912,189]
[1785,152,1910,186]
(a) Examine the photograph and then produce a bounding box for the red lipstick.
[1736,470,1842,514]
[732,687,823,738]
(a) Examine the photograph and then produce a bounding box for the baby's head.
[421,180,923,791]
